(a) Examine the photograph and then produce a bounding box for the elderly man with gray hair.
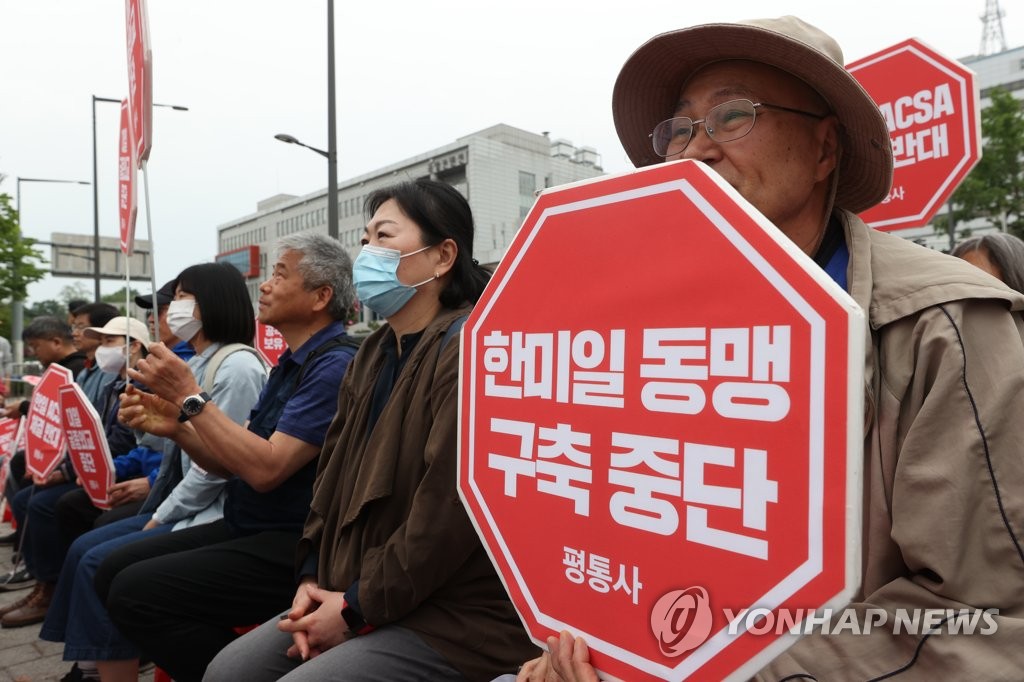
[98,233,360,682]
[518,15,1024,682]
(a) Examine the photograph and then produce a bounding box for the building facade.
[217,124,604,305]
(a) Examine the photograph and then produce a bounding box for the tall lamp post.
[91,95,188,301]
[274,131,338,241]
[12,177,91,365]
[272,0,339,241]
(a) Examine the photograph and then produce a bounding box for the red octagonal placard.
[60,383,116,510]
[849,38,981,231]
[25,364,74,478]
[458,160,865,681]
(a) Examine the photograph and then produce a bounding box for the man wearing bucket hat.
[517,15,1024,682]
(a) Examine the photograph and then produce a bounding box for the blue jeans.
[39,515,173,661]
[12,481,78,581]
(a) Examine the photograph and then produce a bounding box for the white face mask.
[167,298,203,342]
[94,345,127,374]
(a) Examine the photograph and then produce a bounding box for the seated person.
[100,233,358,682]
[40,262,268,682]
[0,317,156,627]
[205,180,537,682]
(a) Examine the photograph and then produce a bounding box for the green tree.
[0,192,48,304]
[101,286,142,315]
[25,299,65,319]
[950,88,1024,238]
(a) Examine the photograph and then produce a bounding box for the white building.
[217,124,604,305]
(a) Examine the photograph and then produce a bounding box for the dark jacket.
[297,306,537,681]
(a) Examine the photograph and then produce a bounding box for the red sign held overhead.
[125,0,153,165]
[118,99,138,256]
[25,365,75,478]
[60,384,116,510]
[254,319,287,367]
[458,161,865,681]
[848,38,981,231]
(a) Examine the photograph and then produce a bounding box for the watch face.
[183,395,205,416]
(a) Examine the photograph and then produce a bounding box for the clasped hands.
[278,578,350,661]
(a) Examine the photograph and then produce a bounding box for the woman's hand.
[278,579,352,660]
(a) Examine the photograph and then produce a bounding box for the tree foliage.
[951,88,1024,238]
[0,192,48,303]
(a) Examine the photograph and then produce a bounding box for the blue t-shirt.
[223,321,354,534]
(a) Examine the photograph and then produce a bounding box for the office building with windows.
[217,124,604,305]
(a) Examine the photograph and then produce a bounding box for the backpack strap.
[202,343,268,394]
[294,335,358,388]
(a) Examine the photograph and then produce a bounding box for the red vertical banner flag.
[118,99,138,256]
[125,0,152,165]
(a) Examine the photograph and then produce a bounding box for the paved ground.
[0,519,155,682]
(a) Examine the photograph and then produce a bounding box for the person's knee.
[103,563,150,629]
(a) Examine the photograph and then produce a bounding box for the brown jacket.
[296,306,537,681]
[759,212,1024,680]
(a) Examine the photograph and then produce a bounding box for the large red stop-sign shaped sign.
[459,161,865,680]
[849,38,980,231]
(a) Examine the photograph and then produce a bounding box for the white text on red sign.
[879,84,954,168]
[563,546,643,605]
[483,326,791,421]
[489,420,779,559]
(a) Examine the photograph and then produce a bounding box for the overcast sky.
[2,0,1021,305]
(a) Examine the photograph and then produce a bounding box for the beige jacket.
[759,212,1024,680]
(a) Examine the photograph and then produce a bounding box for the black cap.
[135,279,176,309]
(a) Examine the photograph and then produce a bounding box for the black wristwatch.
[177,392,212,422]
[341,602,375,636]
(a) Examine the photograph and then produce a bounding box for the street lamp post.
[12,177,91,365]
[274,132,338,240]
[272,0,339,241]
[91,95,188,301]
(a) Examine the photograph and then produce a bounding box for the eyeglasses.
[649,98,827,158]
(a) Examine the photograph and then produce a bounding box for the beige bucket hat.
[612,15,893,214]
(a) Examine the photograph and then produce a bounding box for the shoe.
[1,580,54,627]
[0,582,42,617]
[0,566,34,592]
[0,530,18,545]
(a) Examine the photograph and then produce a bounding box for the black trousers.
[55,487,141,548]
[96,519,300,682]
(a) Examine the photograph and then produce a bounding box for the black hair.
[71,302,120,327]
[364,179,490,309]
[66,299,88,314]
[173,263,256,345]
[23,316,73,342]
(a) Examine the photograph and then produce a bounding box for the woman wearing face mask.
[39,262,269,682]
[205,179,537,682]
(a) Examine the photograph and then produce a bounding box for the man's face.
[147,305,177,346]
[258,249,323,328]
[25,336,63,366]
[71,314,99,355]
[671,61,838,250]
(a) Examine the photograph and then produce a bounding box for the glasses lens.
[652,118,694,157]
[706,99,757,143]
